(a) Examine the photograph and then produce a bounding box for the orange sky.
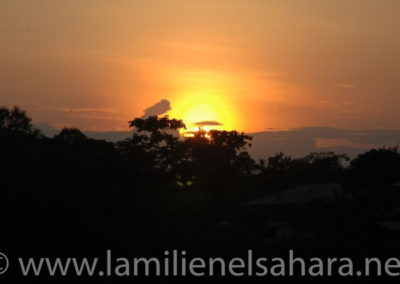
[1,0,399,132]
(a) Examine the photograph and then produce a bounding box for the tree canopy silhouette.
[348,147,400,195]
[0,106,38,136]
[184,129,255,178]
[54,127,87,144]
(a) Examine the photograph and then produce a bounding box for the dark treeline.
[2,106,400,282]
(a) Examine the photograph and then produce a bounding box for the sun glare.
[168,91,236,135]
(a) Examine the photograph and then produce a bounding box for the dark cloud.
[194,121,223,126]
[142,99,171,117]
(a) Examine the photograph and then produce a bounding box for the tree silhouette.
[54,127,87,144]
[0,106,38,136]
[267,152,292,172]
[185,130,255,177]
[118,115,187,177]
[348,147,400,195]
[257,158,267,174]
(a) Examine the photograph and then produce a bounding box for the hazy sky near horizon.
[1,0,399,132]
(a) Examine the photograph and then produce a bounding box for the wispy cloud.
[71,114,122,121]
[59,107,118,113]
[34,105,122,121]
[334,83,356,89]
[36,106,118,113]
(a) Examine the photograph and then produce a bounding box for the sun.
[168,91,236,134]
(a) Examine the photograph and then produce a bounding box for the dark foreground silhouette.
[1,106,400,283]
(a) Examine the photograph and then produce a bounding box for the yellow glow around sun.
[168,91,236,134]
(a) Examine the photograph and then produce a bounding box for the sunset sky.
[1,0,399,132]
